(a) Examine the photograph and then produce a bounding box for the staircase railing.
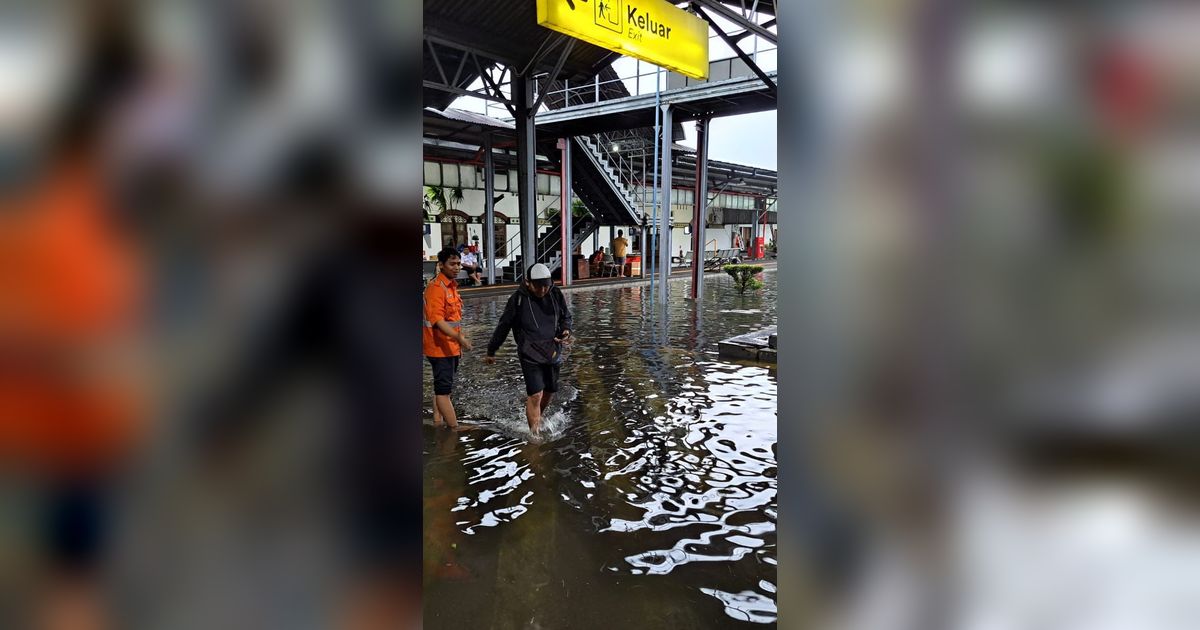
[593,129,656,220]
[492,228,523,276]
[492,202,572,283]
[532,211,600,275]
[488,203,604,284]
[574,136,643,225]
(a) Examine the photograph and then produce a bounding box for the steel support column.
[691,118,710,300]
[751,198,761,260]
[560,137,573,286]
[760,199,769,259]
[658,104,673,307]
[639,225,647,277]
[484,133,496,285]
[515,73,538,278]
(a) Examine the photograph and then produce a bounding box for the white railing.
[533,48,779,114]
[479,45,778,120]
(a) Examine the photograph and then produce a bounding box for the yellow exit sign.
[537,0,709,80]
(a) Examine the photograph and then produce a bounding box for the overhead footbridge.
[422,0,778,296]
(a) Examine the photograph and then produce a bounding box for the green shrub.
[724,264,764,293]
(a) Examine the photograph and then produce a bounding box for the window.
[537,173,550,195]
[441,163,459,187]
[424,162,441,186]
[493,170,508,191]
[550,174,561,195]
[458,165,476,189]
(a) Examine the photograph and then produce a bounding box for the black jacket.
[486,285,572,364]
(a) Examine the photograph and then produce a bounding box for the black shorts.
[42,480,108,570]
[520,360,560,396]
[340,459,421,574]
[427,355,460,395]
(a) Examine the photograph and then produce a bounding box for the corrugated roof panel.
[424,0,615,79]
[426,107,516,129]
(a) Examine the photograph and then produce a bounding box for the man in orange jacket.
[0,7,147,627]
[424,247,472,429]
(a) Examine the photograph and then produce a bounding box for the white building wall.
[423,190,576,268]
[423,163,776,266]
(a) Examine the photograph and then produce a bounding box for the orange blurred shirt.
[423,274,462,358]
[0,161,145,473]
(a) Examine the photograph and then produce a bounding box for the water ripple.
[424,271,777,625]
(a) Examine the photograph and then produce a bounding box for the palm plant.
[423,185,464,220]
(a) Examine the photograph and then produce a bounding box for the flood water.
[423,270,778,628]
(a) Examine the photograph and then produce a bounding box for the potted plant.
[723,263,765,294]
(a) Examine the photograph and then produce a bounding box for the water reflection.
[424,272,777,627]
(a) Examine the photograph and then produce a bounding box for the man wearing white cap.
[484,264,572,434]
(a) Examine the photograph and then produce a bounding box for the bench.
[703,249,742,270]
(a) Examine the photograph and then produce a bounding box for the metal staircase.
[499,211,601,282]
[570,135,646,229]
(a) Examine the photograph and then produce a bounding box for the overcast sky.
[677,111,777,171]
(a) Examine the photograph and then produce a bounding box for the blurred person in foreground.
[0,3,147,628]
[483,264,572,435]
[196,132,423,628]
[424,247,472,429]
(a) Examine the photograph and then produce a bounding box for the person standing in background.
[610,230,629,277]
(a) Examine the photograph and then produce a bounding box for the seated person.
[460,250,483,285]
[590,247,609,273]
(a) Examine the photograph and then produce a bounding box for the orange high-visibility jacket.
[423,274,462,358]
[0,161,145,473]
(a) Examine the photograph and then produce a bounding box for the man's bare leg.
[39,572,108,630]
[525,392,543,433]
[539,391,554,417]
[339,572,420,630]
[434,394,458,429]
[432,394,444,426]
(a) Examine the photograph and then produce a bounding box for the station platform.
[457,259,777,300]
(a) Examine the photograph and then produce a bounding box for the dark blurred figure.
[198,134,421,629]
[0,2,146,628]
